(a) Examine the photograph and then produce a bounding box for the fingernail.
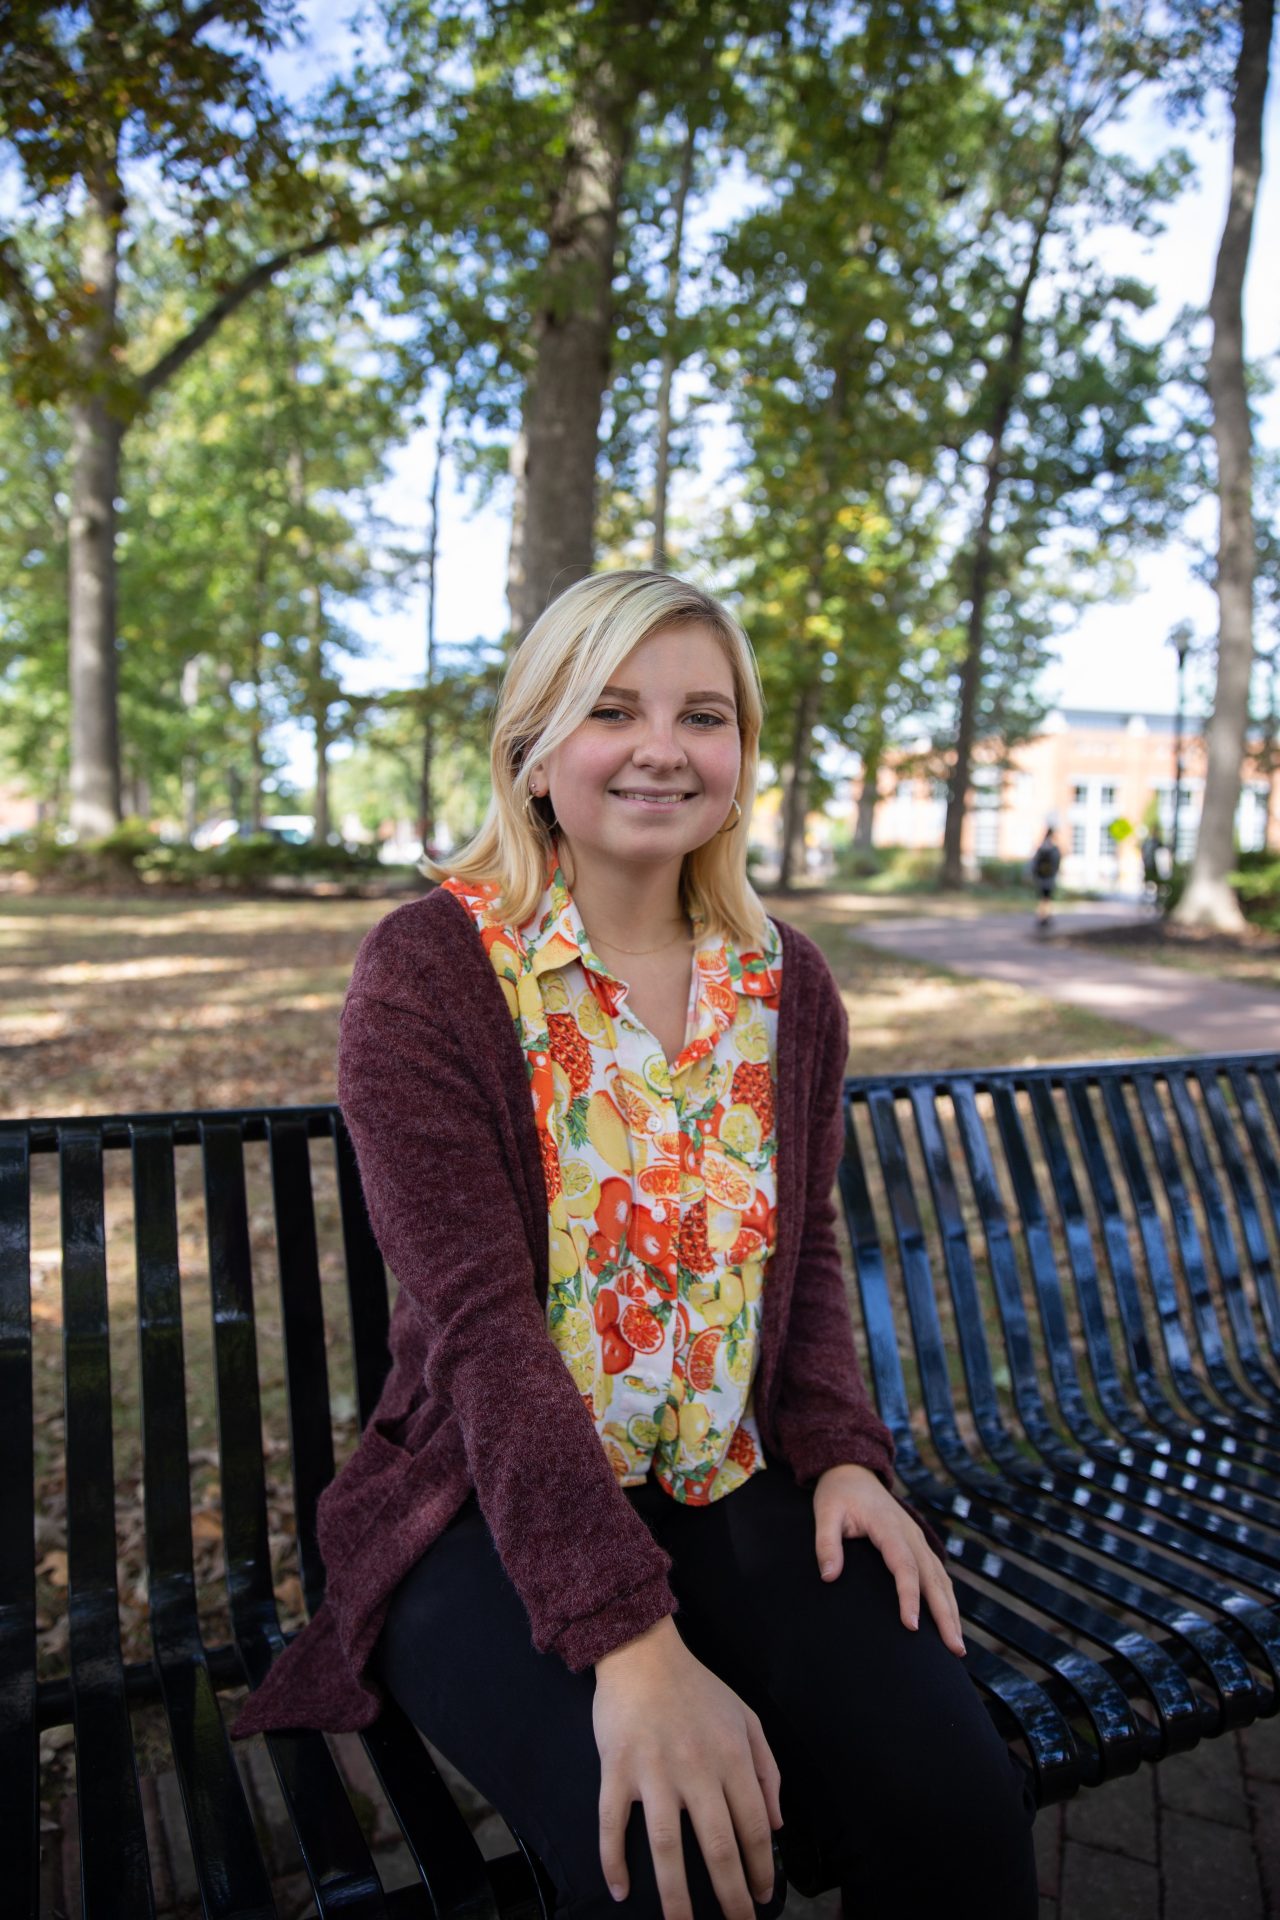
[907,1612,919,1629]
[610,1886,626,1903]
[821,1561,836,1578]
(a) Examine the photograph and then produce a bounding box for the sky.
[267,9,1280,781]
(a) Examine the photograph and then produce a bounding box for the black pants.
[376,1455,1038,1920]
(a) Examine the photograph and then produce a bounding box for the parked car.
[193,815,315,850]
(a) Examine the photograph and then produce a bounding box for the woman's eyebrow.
[598,685,736,709]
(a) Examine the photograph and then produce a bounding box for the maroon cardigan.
[234,886,927,1737]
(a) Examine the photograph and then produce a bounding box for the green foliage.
[0,822,384,890]
[1225,852,1280,931]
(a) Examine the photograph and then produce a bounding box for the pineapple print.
[549,1012,592,1097]
[731,1061,774,1134]
[538,1128,562,1202]
[678,1196,717,1276]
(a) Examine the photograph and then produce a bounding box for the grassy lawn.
[3,882,1169,1119]
[1057,926,1280,994]
[8,882,1182,1800]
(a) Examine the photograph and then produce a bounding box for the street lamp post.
[1169,621,1193,869]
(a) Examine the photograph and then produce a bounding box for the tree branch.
[0,229,53,358]
[136,226,351,399]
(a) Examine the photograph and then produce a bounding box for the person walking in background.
[1030,826,1061,930]
[233,570,1038,1919]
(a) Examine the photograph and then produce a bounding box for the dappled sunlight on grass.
[0,885,1177,1120]
[0,892,387,1116]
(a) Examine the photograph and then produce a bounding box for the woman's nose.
[632,718,687,765]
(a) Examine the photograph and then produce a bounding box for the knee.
[839,1728,1037,1914]
[903,1738,1038,1909]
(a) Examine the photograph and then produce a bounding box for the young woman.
[235,571,1038,1919]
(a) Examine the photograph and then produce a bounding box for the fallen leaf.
[36,1550,68,1587]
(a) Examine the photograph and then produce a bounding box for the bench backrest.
[5,1050,1280,1905]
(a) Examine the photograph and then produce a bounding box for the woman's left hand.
[813,1463,966,1658]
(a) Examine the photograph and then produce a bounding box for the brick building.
[867,708,1276,892]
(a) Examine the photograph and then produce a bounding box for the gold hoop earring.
[524,787,558,830]
[717,798,743,835]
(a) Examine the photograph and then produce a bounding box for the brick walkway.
[44,1709,1279,1916]
[851,901,1280,1053]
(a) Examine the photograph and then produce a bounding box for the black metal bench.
[4,1050,1279,1915]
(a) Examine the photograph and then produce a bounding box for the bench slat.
[267,1115,337,1617]
[866,1091,1235,1747]
[333,1122,393,1429]
[1228,1063,1280,1357]
[0,1132,38,1917]
[132,1122,275,1917]
[843,1080,1280,1762]
[201,1119,391,1917]
[360,1703,510,1920]
[1188,1067,1280,1404]
[60,1127,155,1916]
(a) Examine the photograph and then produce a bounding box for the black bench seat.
[3,1049,1278,1915]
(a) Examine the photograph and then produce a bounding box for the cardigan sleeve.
[770,961,898,1491]
[336,920,679,1672]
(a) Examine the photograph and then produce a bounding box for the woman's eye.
[588,707,729,726]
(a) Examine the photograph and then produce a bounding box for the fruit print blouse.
[439,846,783,1506]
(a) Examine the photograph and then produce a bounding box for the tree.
[937,6,1191,885]
[701,2,1007,887]
[1174,0,1275,928]
[0,2,359,833]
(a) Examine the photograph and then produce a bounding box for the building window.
[1100,784,1117,809]
[1072,783,1088,806]
[1072,821,1087,857]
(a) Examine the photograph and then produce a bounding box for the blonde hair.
[424,570,771,946]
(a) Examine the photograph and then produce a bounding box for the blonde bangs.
[422,570,771,947]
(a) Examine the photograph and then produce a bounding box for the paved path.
[852,901,1280,1053]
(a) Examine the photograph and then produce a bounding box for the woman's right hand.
[593,1615,783,1920]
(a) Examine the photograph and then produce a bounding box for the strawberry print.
[441,838,780,1504]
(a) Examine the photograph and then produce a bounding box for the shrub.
[1,823,383,891]
[1227,851,1280,931]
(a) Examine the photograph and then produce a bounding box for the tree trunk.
[313,682,331,843]
[776,673,822,891]
[68,387,123,836]
[939,131,1071,889]
[1174,0,1274,930]
[504,59,639,639]
[420,391,450,854]
[653,117,697,571]
[248,542,270,833]
[855,737,883,850]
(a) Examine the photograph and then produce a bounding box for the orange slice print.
[703,979,737,1021]
[612,1070,663,1134]
[637,1163,682,1200]
[619,1301,665,1353]
[687,1328,722,1392]
[702,1147,755,1210]
[728,1225,768,1264]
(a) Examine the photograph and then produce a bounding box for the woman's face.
[535,623,742,873]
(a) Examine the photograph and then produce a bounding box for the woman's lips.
[609,791,695,807]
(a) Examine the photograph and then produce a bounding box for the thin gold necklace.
[590,922,694,957]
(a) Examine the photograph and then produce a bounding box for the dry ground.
[2,882,1170,1120]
